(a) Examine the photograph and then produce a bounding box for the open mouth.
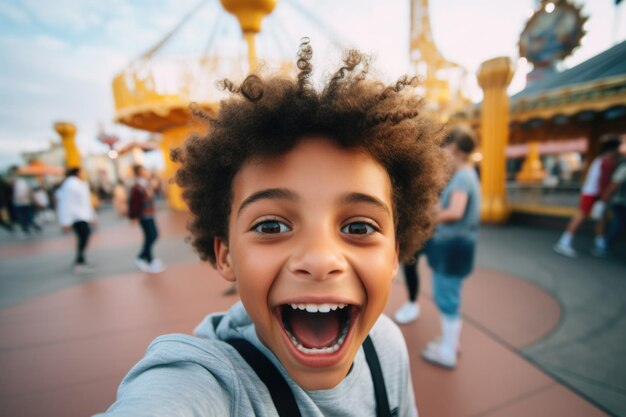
[276,303,359,355]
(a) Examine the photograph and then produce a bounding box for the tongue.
[288,309,342,349]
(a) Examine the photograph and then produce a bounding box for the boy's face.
[215,137,399,390]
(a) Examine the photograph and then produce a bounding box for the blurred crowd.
[0,166,163,231]
[0,164,166,274]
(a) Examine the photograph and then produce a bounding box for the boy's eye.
[341,222,377,235]
[252,220,291,234]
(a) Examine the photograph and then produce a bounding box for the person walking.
[422,126,481,368]
[554,137,622,257]
[9,166,41,235]
[590,156,626,257]
[129,165,165,274]
[55,167,97,274]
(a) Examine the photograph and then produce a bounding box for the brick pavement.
[0,206,621,416]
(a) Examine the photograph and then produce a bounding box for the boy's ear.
[214,237,236,282]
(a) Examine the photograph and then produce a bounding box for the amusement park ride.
[109,0,277,210]
[53,0,620,222]
[409,0,470,117]
[104,0,477,211]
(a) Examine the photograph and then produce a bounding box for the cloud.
[33,34,68,51]
[0,34,125,164]
[0,2,30,23]
[0,0,197,166]
[17,0,104,32]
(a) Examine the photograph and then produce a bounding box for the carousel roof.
[509,40,626,123]
[513,40,626,99]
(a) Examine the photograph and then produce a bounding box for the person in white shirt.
[55,167,97,274]
[9,166,41,235]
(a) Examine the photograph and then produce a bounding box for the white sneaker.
[394,301,420,324]
[134,257,150,272]
[422,340,457,368]
[147,259,166,274]
[553,242,577,258]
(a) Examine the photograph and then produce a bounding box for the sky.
[1,0,625,169]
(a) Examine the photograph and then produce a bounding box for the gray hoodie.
[97,302,417,417]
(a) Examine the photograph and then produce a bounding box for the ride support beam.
[477,57,515,223]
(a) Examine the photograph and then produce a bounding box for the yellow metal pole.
[160,126,187,211]
[477,57,515,223]
[54,121,81,169]
[220,0,276,73]
[244,31,257,73]
[159,123,208,211]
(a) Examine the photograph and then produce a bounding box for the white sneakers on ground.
[134,257,166,274]
[553,242,577,258]
[148,258,166,273]
[422,315,462,369]
[421,340,457,368]
[555,242,612,259]
[394,301,420,324]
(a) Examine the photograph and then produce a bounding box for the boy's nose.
[287,232,347,280]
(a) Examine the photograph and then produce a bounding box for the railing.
[507,182,580,216]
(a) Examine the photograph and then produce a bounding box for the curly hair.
[172,39,447,265]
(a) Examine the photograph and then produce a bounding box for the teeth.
[289,303,348,312]
[318,304,331,313]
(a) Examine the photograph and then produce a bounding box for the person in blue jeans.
[129,165,166,274]
[422,126,481,368]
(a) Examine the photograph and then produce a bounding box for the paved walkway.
[476,225,626,417]
[0,206,623,416]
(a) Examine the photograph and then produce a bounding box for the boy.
[99,40,446,416]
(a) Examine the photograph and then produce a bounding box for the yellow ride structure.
[108,0,519,223]
[409,0,512,222]
[111,0,277,210]
[409,0,470,118]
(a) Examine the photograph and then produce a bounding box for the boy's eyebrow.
[237,188,298,217]
[339,192,392,216]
